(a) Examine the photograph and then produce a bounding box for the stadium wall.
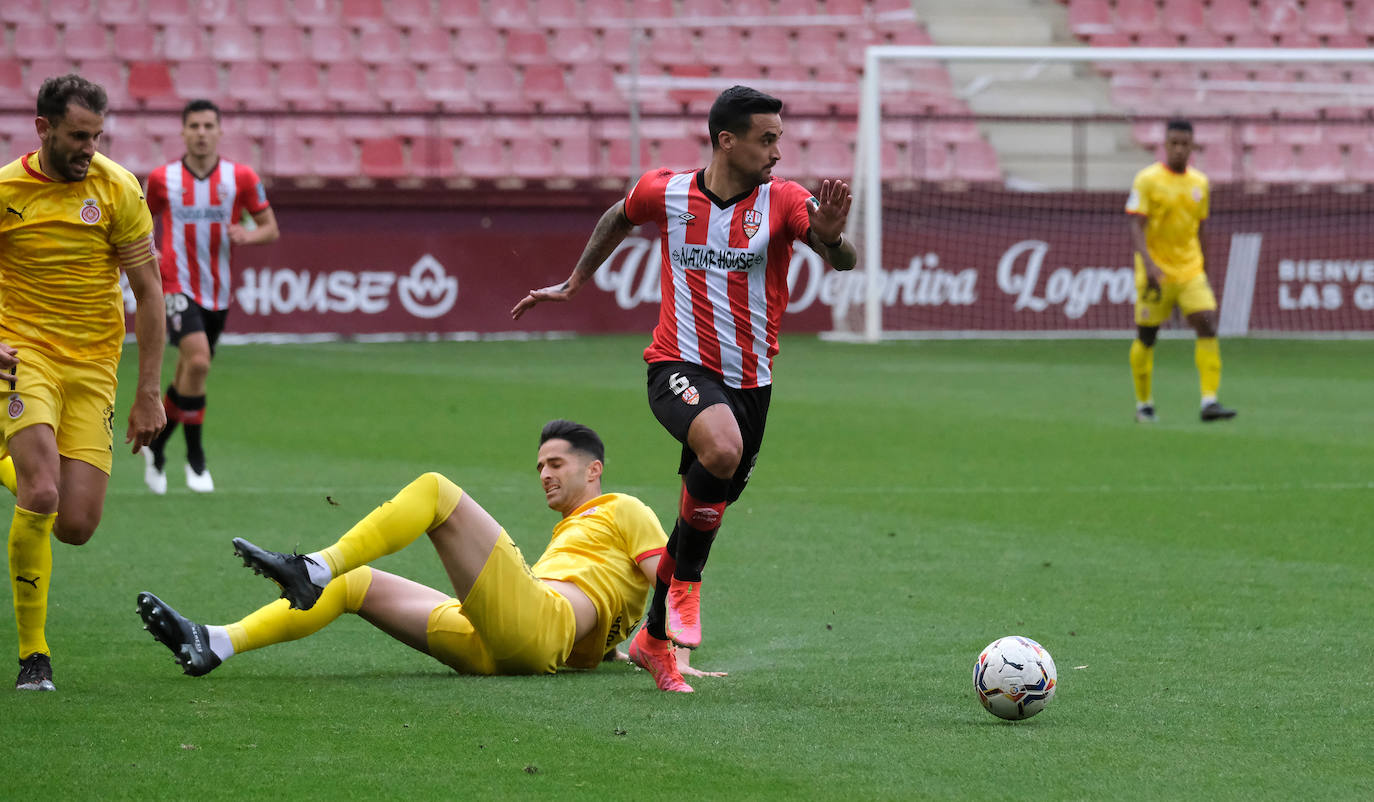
[125,187,1373,340]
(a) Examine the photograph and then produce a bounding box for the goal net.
[841,46,1374,340]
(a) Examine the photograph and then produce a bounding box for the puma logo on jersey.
[15,575,39,588]
[5,206,24,220]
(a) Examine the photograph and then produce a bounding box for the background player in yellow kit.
[136,420,722,691]
[1126,119,1237,424]
[0,75,166,691]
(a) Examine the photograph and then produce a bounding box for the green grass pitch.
[1,336,1370,799]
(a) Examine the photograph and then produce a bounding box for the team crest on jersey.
[7,394,22,419]
[1192,187,1202,202]
[79,199,101,224]
[579,506,599,517]
[741,209,762,239]
[682,386,700,405]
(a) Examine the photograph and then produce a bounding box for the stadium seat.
[277,62,330,110]
[548,27,598,65]
[1294,143,1345,183]
[582,0,628,23]
[539,0,582,26]
[0,59,27,108]
[163,25,210,62]
[806,140,853,180]
[50,0,95,16]
[1348,143,1374,182]
[645,28,699,68]
[0,0,41,25]
[457,138,508,179]
[420,63,478,111]
[265,131,310,177]
[13,24,60,60]
[557,138,598,180]
[63,23,113,61]
[470,64,523,112]
[914,140,954,182]
[308,25,355,64]
[193,0,235,24]
[225,62,276,108]
[410,136,455,178]
[524,65,582,113]
[242,0,290,26]
[81,59,127,106]
[436,0,484,27]
[1248,143,1298,183]
[656,137,704,171]
[1114,0,1160,35]
[310,136,360,178]
[25,59,78,95]
[128,61,178,106]
[509,135,557,180]
[374,64,431,112]
[340,0,387,27]
[1161,0,1207,37]
[407,28,453,64]
[629,0,674,22]
[356,26,404,64]
[487,1,535,30]
[385,0,433,27]
[359,137,406,178]
[1274,123,1323,146]
[952,140,1001,182]
[173,60,222,101]
[1192,145,1237,183]
[745,28,793,67]
[1256,0,1302,35]
[97,0,143,23]
[1208,0,1255,37]
[793,28,843,66]
[325,62,374,110]
[1353,3,1374,36]
[260,26,309,63]
[1304,0,1351,37]
[292,0,337,27]
[211,24,259,63]
[505,30,549,65]
[455,26,505,65]
[217,132,260,166]
[604,137,652,178]
[566,63,623,112]
[1322,122,1367,146]
[1067,0,1112,37]
[114,25,159,59]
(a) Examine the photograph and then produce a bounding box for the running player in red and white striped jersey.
[143,100,279,495]
[512,86,855,691]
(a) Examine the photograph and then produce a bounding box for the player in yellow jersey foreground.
[136,420,722,692]
[1126,118,1237,424]
[1,75,166,692]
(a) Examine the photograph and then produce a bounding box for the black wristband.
[820,233,843,249]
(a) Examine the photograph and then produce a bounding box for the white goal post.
[845,46,1374,341]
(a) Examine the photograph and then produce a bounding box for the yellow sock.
[9,506,56,658]
[1129,339,1154,403]
[225,566,373,654]
[1195,337,1222,400]
[317,472,463,577]
[0,456,16,496]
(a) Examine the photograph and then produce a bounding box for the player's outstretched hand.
[611,645,729,678]
[126,391,167,454]
[0,342,17,384]
[511,281,575,320]
[806,178,853,245]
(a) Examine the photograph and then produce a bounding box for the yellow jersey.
[532,492,668,669]
[1125,162,1209,283]
[0,150,153,361]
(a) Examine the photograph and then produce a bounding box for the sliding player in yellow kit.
[1126,119,1237,424]
[0,74,166,691]
[136,420,722,690]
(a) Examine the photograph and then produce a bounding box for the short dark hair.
[36,74,107,122]
[539,420,606,465]
[181,98,221,124]
[1166,118,1194,135]
[708,85,783,151]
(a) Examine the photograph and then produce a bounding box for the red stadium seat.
[217,132,261,165]
[436,0,484,26]
[63,23,113,60]
[266,131,309,178]
[1274,124,1323,146]
[540,0,582,26]
[325,62,374,110]
[210,24,259,63]
[0,59,27,108]
[174,61,222,101]
[292,0,338,26]
[359,137,406,178]
[115,25,159,59]
[340,0,387,26]
[604,137,652,178]
[277,62,330,111]
[410,136,455,178]
[549,27,598,65]
[645,28,699,68]
[597,26,634,68]
[697,27,747,68]
[806,140,853,179]
[146,0,184,24]
[421,63,478,111]
[1192,145,1236,183]
[386,0,433,26]
[97,0,142,23]
[455,26,504,65]
[656,137,704,171]
[951,140,1000,182]
[1114,0,1160,35]
[308,25,355,64]
[582,0,628,23]
[458,139,508,180]
[1067,0,1112,37]
[128,61,177,104]
[0,0,42,25]
[225,62,276,108]
[356,26,404,64]
[629,0,674,22]
[194,0,235,24]
[163,24,210,62]
[407,28,453,63]
[242,0,291,26]
[1322,123,1367,146]
[745,28,793,67]
[1348,143,1374,182]
[374,64,431,112]
[13,24,60,60]
[50,0,95,16]
[1353,3,1374,35]
[566,63,623,112]
[1294,143,1345,183]
[524,64,581,113]
[25,59,78,95]
[310,136,360,178]
[1256,0,1302,35]
[81,59,127,106]
[470,64,523,112]
[1248,144,1297,183]
[260,26,309,63]
[487,1,535,30]
[1304,0,1351,36]
[557,139,598,181]
[1208,0,1255,37]
[506,30,549,65]
[509,135,556,180]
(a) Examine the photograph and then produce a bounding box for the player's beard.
[45,137,90,182]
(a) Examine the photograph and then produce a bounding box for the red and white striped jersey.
[624,168,813,389]
[145,159,270,311]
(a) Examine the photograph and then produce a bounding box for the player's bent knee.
[697,440,744,478]
[341,566,373,614]
[415,471,464,530]
[53,518,98,546]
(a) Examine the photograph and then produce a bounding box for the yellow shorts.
[426,530,576,675]
[1134,270,1217,327]
[1,341,118,474]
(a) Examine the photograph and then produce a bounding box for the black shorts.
[165,293,230,355]
[645,361,772,504]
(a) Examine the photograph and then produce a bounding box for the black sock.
[674,461,730,582]
[177,393,207,473]
[646,525,680,640]
[149,383,180,470]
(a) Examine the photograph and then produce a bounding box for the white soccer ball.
[973,636,1057,721]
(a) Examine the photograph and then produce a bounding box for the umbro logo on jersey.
[678,212,696,222]
[5,205,24,220]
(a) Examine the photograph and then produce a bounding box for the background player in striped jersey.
[512,86,856,691]
[0,74,166,691]
[142,99,279,494]
[1127,119,1236,424]
[136,420,723,688]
